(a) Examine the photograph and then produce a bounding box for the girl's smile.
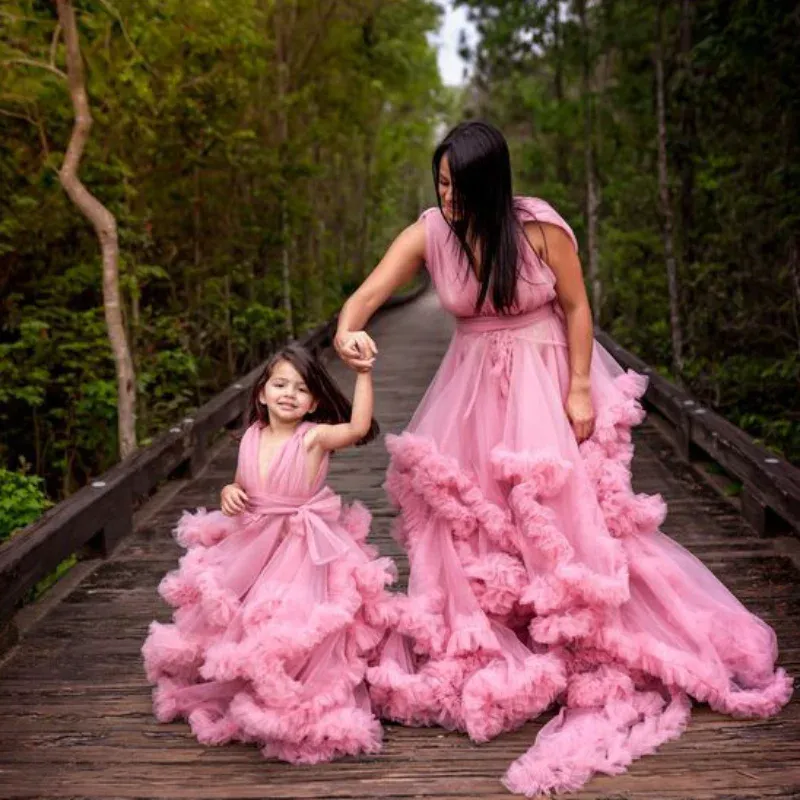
[259,360,318,423]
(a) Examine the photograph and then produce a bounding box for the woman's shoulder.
[414,207,448,267]
[418,205,442,220]
[417,206,447,235]
[514,196,578,252]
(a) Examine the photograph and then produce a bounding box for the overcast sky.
[431,1,478,86]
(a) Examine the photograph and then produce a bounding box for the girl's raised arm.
[307,371,374,453]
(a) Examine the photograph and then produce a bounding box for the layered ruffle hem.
[143,491,397,764]
[367,309,792,795]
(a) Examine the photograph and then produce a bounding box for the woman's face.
[437,154,454,221]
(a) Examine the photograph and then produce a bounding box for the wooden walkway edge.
[1,291,798,799]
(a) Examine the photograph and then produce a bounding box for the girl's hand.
[334,330,377,371]
[220,483,248,516]
[354,355,375,374]
[566,387,595,443]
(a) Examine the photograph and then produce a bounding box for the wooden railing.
[1,282,796,650]
[596,331,800,538]
[0,279,429,646]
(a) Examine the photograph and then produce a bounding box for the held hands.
[566,386,596,443]
[220,482,248,516]
[334,330,377,372]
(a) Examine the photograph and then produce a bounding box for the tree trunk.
[333,151,346,291]
[790,237,800,353]
[274,1,295,340]
[193,164,202,271]
[552,0,571,186]
[280,206,294,338]
[308,137,324,323]
[678,0,696,268]
[224,274,235,379]
[655,0,684,378]
[577,0,601,315]
[677,0,696,350]
[358,133,375,279]
[55,0,137,458]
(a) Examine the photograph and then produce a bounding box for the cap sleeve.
[417,206,445,276]
[418,207,439,221]
[514,197,578,252]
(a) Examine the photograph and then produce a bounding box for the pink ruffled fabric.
[142,422,396,764]
[370,198,792,796]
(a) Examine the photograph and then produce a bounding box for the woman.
[334,121,792,796]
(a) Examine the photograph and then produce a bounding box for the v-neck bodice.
[238,421,328,500]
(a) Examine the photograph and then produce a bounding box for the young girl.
[142,343,396,764]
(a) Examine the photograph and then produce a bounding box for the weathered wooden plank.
[0,292,797,800]
[0,761,798,800]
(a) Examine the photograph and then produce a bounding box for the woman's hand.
[566,387,596,443]
[334,330,377,372]
[220,483,248,516]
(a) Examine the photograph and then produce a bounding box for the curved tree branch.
[55,0,137,458]
[2,57,67,80]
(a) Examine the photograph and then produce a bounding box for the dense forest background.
[0,0,444,538]
[1,0,798,541]
[459,0,800,463]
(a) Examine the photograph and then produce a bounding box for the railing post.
[741,484,767,535]
[190,429,208,478]
[0,619,19,653]
[232,383,249,430]
[84,484,133,558]
[675,409,692,461]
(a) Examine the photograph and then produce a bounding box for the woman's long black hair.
[249,343,379,446]
[433,120,524,314]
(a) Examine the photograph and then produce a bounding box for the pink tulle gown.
[142,421,396,764]
[367,198,793,795]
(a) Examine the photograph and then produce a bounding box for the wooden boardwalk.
[1,291,799,799]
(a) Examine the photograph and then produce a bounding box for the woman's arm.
[306,371,374,452]
[525,221,596,441]
[335,219,426,369]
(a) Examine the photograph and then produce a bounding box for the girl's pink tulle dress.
[367,198,792,795]
[142,421,396,764]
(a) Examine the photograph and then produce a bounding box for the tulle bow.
[249,487,350,565]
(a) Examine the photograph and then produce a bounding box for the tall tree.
[654,0,683,378]
[1,0,444,498]
[575,0,601,314]
[455,0,799,460]
[677,0,696,269]
[273,0,296,339]
[56,0,137,457]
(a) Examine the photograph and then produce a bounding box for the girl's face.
[437,154,454,221]
[259,359,317,425]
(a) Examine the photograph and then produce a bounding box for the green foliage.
[0,468,51,542]
[29,555,78,602]
[459,0,800,461]
[1,0,445,504]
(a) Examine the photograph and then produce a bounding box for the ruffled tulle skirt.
[368,315,792,795]
[142,500,396,764]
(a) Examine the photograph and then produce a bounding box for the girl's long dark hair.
[249,343,379,446]
[433,120,523,314]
